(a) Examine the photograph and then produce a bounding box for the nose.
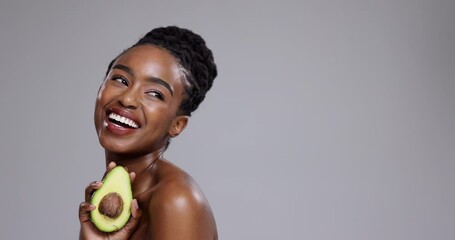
[118,87,140,109]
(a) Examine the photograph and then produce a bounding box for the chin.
[98,137,130,154]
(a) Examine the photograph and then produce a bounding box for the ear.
[168,115,189,138]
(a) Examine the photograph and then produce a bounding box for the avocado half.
[90,166,133,232]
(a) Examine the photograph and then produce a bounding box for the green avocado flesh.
[90,166,133,232]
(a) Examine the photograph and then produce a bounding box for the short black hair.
[106,26,217,116]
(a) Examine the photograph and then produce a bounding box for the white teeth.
[108,113,139,128]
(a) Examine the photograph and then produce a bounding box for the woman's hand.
[79,162,142,240]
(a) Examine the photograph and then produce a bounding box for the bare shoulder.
[148,159,217,240]
[151,159,211,213]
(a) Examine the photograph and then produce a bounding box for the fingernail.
[89,204,96,210]
[133,199,139,210]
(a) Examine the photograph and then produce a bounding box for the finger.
[131,199,141,219]
[85,181,102,202]
[78,202,96,223]
[129,171,136,183]
[107,161,117,171]
[101,162,117,179]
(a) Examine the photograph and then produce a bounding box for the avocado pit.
[99,192,123,218]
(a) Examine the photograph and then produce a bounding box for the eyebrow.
[112,64,174,96]
[147,77,173,96]
[112,64,135,77]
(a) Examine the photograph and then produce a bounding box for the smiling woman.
[95,45,189,154]
[78,26,218,240]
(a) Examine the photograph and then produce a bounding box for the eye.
[111,75,129,86]
[146,90,165,101]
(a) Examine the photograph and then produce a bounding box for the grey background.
[1,0,454,239]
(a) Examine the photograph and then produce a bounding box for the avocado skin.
[90,166,133,232]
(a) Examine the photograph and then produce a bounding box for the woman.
[78,26,218,240]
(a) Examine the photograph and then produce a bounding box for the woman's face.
[94,45,188,155]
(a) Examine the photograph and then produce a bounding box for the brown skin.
[79,45,217,240]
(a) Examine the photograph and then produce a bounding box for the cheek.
[95,83,117,112]
[144,106,175,130]
[94,84,109,128]
[94,101,103,133]
[96,83,109,102]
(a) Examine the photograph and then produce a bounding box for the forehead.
[114,45,182,83]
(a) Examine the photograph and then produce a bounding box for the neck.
[104,148,165,197]
[105,148,164,173]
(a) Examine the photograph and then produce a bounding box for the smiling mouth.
[107,112,140,129]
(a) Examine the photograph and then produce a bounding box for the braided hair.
[106,26,217,116]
